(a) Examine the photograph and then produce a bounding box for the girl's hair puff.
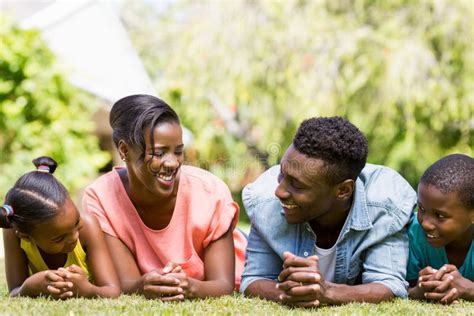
[0,156,69,233]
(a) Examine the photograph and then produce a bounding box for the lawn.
[0,259,472,315]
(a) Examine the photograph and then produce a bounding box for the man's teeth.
[281,203,298,209]
[427,234,439,238]
[158,174,173,181]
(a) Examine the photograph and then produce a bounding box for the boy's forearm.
[408,285,425,300]
[461,281,474,301]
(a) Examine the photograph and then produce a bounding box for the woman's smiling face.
[126,122,184,198]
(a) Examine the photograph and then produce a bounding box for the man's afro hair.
[293,116,368,184]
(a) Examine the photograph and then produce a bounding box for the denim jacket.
[240,164,416,297]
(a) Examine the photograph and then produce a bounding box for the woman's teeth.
[158,174,173,181]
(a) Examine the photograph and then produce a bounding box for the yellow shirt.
[20,239,91,280]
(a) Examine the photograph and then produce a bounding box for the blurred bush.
[0,17,109,198]
[123,0,473,190]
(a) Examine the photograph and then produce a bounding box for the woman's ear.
[118,140,129,162]
[15,230,31,240]
[335,179,355,201]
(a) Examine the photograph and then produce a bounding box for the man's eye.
[277,173,283,183]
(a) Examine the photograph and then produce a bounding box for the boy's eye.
[435,213,446,219]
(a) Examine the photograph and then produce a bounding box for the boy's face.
[417,183,474,248]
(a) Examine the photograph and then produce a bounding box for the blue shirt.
[240,164,417,298]
[407,216,474,281]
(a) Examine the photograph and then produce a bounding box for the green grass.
[0,259,472,315]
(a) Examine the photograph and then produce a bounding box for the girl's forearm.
[82,283,121,298]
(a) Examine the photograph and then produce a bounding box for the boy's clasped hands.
[414,265,471,304]
[276,251,325,308]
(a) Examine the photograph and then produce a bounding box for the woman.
[83,94,247,300]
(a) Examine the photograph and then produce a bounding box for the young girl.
[407,154,473,304]
[1,156,120,298]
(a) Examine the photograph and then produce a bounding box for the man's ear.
[335,179,355,201]
[15,230,31,240]
[118,140,129,161]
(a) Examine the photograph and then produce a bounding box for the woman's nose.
[163,154,180,169]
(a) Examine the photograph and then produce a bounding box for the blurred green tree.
[122,0,473,190]
[0,17,109,198]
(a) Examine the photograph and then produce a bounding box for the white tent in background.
[5,0,155,103]
[1,0,192,153]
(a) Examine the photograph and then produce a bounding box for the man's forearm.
[325,282,394,304]
[244,279,283,301]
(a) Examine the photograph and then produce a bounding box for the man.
[240,117,416,307]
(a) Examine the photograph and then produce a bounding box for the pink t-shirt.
[83,165,247,288]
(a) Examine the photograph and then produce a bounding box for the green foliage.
[0,16,109,198]
[123,0,473,189]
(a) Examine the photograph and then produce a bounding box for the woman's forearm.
[186,277,234,299]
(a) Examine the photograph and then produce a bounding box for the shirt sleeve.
[202,183,240,247]
[239,184,283,293]
[362,227,409,298]
[82,187,118,238]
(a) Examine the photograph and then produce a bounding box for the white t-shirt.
[313,216,351,282]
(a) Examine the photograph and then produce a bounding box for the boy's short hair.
[293,116,368,185]
[420,154,474,209]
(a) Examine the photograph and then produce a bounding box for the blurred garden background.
[0,0,473,314]
[1,0,473,223]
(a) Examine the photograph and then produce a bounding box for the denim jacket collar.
[347,178,373,231]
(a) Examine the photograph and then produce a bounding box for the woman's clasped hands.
[142,262,193,301]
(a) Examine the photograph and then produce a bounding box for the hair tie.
[2,204,14,217]
[37,165,50,173]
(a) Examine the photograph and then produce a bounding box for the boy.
[407,154,473,304]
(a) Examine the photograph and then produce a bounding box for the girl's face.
[126,122,184,198]
[29,198,82,254]
[417,183,474,248]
